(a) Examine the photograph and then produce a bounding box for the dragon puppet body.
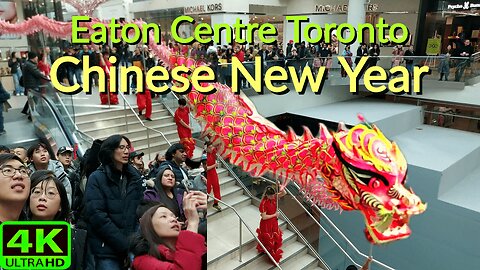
[162,54,426,245]
[0,14,425,244]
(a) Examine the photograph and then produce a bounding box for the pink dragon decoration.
[0,17,427,244]
[161,52,427,244]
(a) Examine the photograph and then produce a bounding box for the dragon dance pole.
[276,176,279,216]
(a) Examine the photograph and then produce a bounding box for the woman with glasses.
[27,170,70,221]
[27,170,88,270]
[85,134,143,270]
[0,153,30,223]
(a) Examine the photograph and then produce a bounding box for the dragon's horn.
[287,127,297,142]
[319,124,332,140]
[302,126,314,141]
[337,122,348,132]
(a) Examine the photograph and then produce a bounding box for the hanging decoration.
[62,0,109,16]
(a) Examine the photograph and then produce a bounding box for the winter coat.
[85,164,143,259]
[23,60,49,90]
[8,58,20,74]
[132,230,206,270]
[29,160,72,207]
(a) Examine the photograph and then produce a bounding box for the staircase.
[75,102,179,160]
[207,165,327,270]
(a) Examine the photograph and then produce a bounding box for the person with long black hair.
[130,201,206,270]
[256,185,286,264]
[85,134,143,270]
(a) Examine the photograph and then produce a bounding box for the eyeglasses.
[30,187,58,200]
[1,166,29,177]
[117,145,131,151]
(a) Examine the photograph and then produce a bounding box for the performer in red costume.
[205,141,221,211]
[99,53,118,105]
[256,186,286,264]
[174,98,195,158]
[136,85,152,121]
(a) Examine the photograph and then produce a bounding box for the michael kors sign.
[184,3,223,15]
[314,3,379,13]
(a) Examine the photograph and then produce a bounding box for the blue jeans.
[67,69,75,86]
[94,257,123,270]
[12,72,24,95]
[406,63,413,76]
[75,69,83,85]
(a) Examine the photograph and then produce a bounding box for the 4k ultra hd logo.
[0,221,71,269]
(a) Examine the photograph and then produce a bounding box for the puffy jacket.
[85,164,143,259]
[29,160,72,207]
[133,230,206,270]
[23,60,49,89]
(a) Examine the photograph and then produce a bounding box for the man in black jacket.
[20,52,50,119]
[455,39,475,81]
[355,43,369,67]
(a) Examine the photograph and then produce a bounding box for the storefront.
[130,0,283,45]
[419,0,480,54]
[283,0,421,54]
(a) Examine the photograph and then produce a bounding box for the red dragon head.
[324,119,426,244]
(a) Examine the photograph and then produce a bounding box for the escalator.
[1,83,92,157]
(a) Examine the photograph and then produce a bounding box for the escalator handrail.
[28,86,84,157]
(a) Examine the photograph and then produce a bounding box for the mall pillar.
[347,0,366,56]
[210,14,249,46]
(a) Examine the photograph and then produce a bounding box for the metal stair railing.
[260,176,395,270]
[161,90,376,269]
[207,194,282,269]
[214,158,331,269]
[160,93,317,268]
[116,91,172,159]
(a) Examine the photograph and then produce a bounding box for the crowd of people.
[0,34,477,270]
[0,132,220,269]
